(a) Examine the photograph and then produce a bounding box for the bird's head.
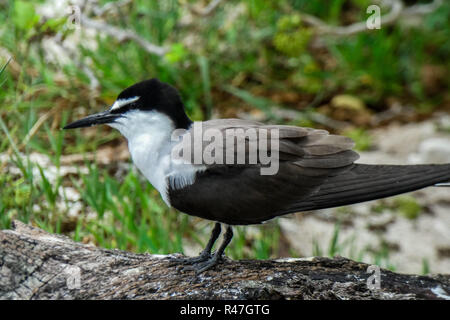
[63,79,192,138]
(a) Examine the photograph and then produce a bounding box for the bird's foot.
[181,253,224,274]
[169,250,212,266]
[169,224,233,275]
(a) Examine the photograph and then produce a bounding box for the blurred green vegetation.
[0,0,449,269]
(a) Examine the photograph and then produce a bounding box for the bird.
[64,78,450,273]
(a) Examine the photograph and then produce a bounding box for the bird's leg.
[170,222,221,265]
[187,225,233,274]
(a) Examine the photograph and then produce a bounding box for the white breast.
[109,110,202,206]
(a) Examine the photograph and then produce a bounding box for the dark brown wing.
[279,163,450,214]
[173,119,358,167]
[168,120,359,225]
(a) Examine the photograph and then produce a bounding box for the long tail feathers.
[285,163,450,213]
[434,182,450,187]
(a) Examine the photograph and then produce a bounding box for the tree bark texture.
[1,220,449,300]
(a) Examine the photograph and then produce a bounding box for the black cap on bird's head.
[63,79,192,130]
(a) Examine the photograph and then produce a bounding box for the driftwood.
[0,220,449,300]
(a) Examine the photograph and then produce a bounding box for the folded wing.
[169,119,361,224]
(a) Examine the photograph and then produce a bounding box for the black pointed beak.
[63,110,120,129]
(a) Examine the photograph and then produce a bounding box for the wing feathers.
[281,164,450,214]
[180,119,358,170]
[293,150,359,168]
[170,119,449,225]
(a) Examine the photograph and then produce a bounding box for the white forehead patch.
[110,96,140,111]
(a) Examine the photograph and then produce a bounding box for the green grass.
[1,0,449,269]
[312,221,397,271]
[343,128,372,151]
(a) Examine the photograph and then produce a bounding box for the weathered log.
[0,220,449,300]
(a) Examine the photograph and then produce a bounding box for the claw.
[168,223,233,275]
[168,251,212,266]
[183,254,224,274]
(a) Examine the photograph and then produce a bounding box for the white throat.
[108,110,200,206]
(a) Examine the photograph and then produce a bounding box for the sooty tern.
[64,78,450,273]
